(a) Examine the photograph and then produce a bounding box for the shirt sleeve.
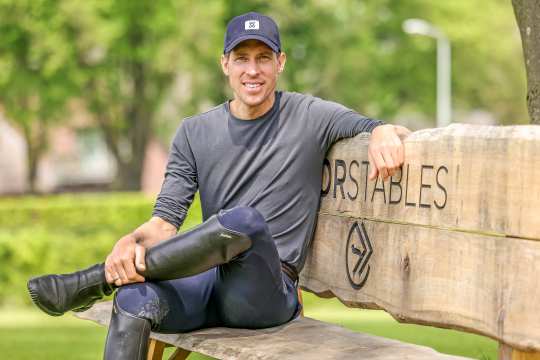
[152,121,198,229]
[308,96,384,153]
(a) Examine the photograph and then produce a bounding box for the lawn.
[0,292,496,359]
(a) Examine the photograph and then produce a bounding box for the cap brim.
[224,34,280,53]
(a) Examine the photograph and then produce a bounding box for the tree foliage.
[0,0,81,191]
[0,0,530,191]
[60,0,224,189]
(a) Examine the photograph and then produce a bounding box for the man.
[28,12,410,359]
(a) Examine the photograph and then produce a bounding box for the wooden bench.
[76,124,540,359]
[78,300,465,360]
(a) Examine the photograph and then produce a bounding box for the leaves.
[0,1,529,191]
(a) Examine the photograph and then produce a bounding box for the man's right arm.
[104,216,178,286]
[105,121,198,286]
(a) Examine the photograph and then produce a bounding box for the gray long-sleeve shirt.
[153,91,382,272]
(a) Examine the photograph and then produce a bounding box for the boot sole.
[27,278,64,317]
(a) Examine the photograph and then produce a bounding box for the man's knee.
[217,206,268,238]
[115,283,170,329]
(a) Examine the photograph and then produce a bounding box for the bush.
[0,192,201,306]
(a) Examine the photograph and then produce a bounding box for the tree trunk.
[91,82,150,192]
[115,160,144,191]
[24,128,38,194]
[513,0,540,124]
[111,20,152,192]
[21,120,47,194]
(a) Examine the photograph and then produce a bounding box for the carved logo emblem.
[346,221,372,289]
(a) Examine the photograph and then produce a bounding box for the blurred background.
[0,0,527,358]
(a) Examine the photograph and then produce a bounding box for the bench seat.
[75,301,468,360]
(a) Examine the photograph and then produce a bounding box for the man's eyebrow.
[232,50,248,56]
[232,49,274,56]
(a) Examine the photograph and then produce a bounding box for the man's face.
[221,39,286,109]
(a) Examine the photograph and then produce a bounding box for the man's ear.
[221,54,229,76]
[277,52,287,74]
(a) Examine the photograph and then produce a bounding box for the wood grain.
[148,339,166,360]
[319,124,540,240]
[301,124,540,352]
[301,214,540,350]
[75,301,469,360]
[500,344,540,360]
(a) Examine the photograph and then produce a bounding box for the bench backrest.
[299,124,540,353]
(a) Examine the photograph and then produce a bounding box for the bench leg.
[297,289,304,317]
[147,339,166,360]
[499,343,540,360]
[168,348,191,360]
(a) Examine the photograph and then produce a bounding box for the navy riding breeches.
[115,206,301,333]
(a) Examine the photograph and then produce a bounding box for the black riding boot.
[141,213,252,280]
[27,215,252,316]
[27,263,114,316]
[103,295,151,360]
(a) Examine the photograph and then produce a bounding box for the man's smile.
[242,81,264,92]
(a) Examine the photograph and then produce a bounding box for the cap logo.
[245,20,259,30]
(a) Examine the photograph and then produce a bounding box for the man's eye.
[235,57,248,62]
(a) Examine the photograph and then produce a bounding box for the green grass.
[0,293,496,359]
[0,307,213,360]
[0,308,106,360]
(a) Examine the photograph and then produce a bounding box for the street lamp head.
[402,18,443,39]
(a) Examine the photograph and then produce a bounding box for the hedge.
[0,193,202,306]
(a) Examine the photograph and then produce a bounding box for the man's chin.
[239,94,269,108]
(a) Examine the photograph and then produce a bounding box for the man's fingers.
[105,269,114,284]
[105,259,120,284]
[104,259,113,283]
[135,245,146,273]
[380,148,396,178]
[122,257,145,283]
[113,260,129,285]
[371,148,389,180]
[394,137,405,165]
[368,151,379,180]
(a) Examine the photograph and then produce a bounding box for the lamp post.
[403,19,451,128]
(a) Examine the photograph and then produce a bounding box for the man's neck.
[230,92,276,120]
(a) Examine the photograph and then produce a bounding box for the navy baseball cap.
[224,12,281,54]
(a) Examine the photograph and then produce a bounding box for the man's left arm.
[308,96,411,180]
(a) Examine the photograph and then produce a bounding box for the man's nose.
[245,60,260,76]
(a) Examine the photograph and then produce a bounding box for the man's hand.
[105,234,146,287]
[104,217,177,287]
[368,124,411,181]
